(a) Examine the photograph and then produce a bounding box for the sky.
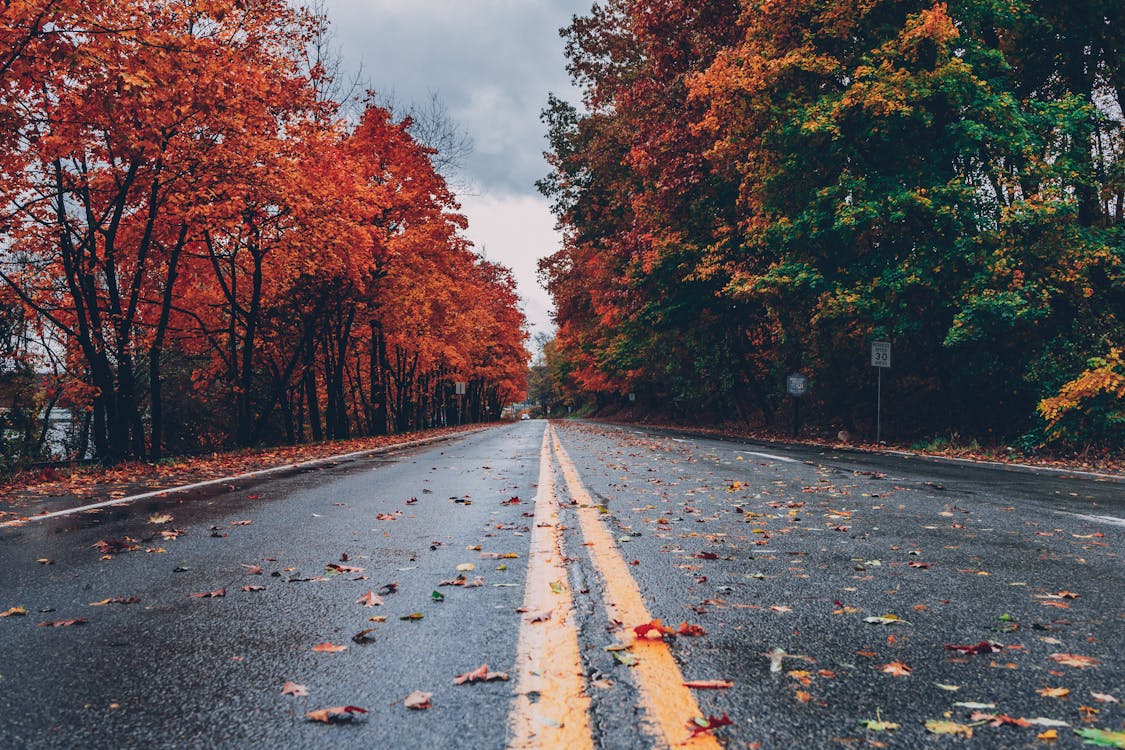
[319,0,592,343]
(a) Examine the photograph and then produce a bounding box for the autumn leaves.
[0,1,527,463]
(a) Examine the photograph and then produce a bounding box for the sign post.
[870,342,891,443]
[786,373,808,438]
[455,381,467,425]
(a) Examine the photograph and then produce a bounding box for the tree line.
[0,0,528,466]
[538,0,1124,450]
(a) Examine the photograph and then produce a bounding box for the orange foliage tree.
[0,1,528,462]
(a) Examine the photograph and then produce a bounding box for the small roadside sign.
[871,341,892,368]
[454,382,467,395]
[786,373,808,397]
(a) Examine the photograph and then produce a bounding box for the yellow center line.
[550,424,724,750]
[509,426,595,750]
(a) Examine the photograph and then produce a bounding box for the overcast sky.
[319,0,592,342]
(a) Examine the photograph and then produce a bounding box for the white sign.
[454,381,467,395]
[871,341,892,368]
[786,373,808,397]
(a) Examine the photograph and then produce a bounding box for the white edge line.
[742,452,805,463]
[1056,511,1125,529]
[2,428,491,527]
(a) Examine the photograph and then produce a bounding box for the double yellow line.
[509,424,723,749]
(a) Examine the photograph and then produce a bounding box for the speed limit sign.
[871,341,891,368]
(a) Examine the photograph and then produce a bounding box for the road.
[1,421,1122,749]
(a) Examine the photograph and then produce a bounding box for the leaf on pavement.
[688,713,733,737]
[352,628,377,644]
[241,564,263,575]
[306,706,366,723]
[38,618,86,627]
[684,680,733,689]
[925,720,975,737]
[677,622,707,637]
[357,591,383,607]
[456,563,475,572]
[1075,728,1125,748]
[1050,653,1100,668]
[969,712,1032,728]
[282,681,309,697]
[312,642,347,653]
[1038,687,1070,698]
[881,661,912,677]
[634,619,675,640]
[89,596,140,606]
[148,513,173,524]
[326,563,364,574]
[860,718,900,731]
[190,588,226,599]
[1,606,28,617]
[404,691,432,710]
[453,664,509,684]
[864,614,910,625]
[230,520,253,527]
[1091,693,1119,704]
[613,651,639,667]
[241,585,265,592]
[400,612,424,621]
[946,641,1003,655]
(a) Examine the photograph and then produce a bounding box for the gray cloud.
[321,0,588,197]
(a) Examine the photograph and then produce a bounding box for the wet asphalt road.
[0,420,1122,749]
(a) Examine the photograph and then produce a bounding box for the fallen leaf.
[683,680,733,689]
[1090,693,1119,704]
[1049,654,1100,669]
[795,690,813,703]
[1038,687,1071,698]
[688,713,733,737]
[326,563,364,574]
[456,563,475,572]
[306,706,366,723]
[241,564,263,575]
[0,606,27,617]
[404,691,432,710]
[89,597,140,606]
[1074,728,1125,748]
[864,614,910,625]
[860,718,900,731]
[352,628,377,644]
[357,591,383,607]
[677,622,707,637]
[925,720,974,737]
[634,619,675,640]
[946,641,1003,655]
[190,588,226,599]
[38,618,87,627]
[400,612,424,621]
[241,585,265,592]
[282,681,309,697]
[312,643,347,653]
[881,661,912,677]
[613,651,639,667]
[453,664,509,684]
[231,520,253,526]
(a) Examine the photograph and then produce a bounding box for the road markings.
[509,427,594,750]
[740,450,801,464]
[1058,511,1125,528]
[550,425,723,750]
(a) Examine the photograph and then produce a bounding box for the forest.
[537,0,1124,450]
[0,0,529,467]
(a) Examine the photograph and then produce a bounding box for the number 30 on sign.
[871,341,891,368]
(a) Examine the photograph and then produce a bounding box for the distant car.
[520,413,530,420]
